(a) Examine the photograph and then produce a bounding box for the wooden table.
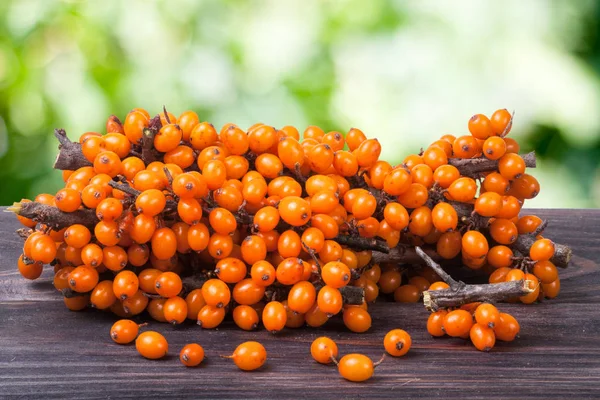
[1,209,599,399]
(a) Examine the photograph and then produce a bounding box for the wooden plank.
[0,208,599,399]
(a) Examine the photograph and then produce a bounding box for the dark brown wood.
[0,208,599,399]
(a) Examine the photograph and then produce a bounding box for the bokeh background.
[0,0,599,207]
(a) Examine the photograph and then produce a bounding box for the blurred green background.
[0,0,599,207]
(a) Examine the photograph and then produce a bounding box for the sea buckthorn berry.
[510,173,540,199]
[494,313,520,341]
[383,202,409,231]
[433,165,460,188]
[533,260,558,284]
[208,233,233,260]
[505,268,525,282]
[197,304,226,328]
[55,188,81,212]
[136,331,168,359]
[431,202,458,232]
[155,271,183,298]
[154,124,182,153]
[355,138,382,168]
[311,337,338,364]
[422,146,448,170]
[130,214,156,244]
[93,151,122,177]
[251,260,276,287]
[462,230,489,259]
[17,255,43,280]
[351,192,377,220]
[255,153,283,179]
[436,231,462,259]
[383,167,412,195]
[164,296,188,324]
[408,206,433,237]
[172,173,203,199]
[490,108,512,136]
[317,285,343,316]
[81,184,107,208]
[63,294,90,311]
[248,125,277,154]
[489,267,511,284]
[530,238,555,261]
[103,132,131,158]
[453,135,481,158]
[202,279,231,308]
[184,288,206,320]
[262,301,287,333]
[322,131,345,151]
[110,319,141,344]
[474,303,500,328]
[308,143,335,173]
[482,136,506,160]
[123,110,148,144]
[394,284,420,303]
[278,196,311,226]
[122,290,149,315]
[411,164,434,188]
[337,354,383,382]
[384,329,411,356]
[520,273,540,304]
[310,189,339,214]
[253,206,280,233]
[443,309,474,338]
[209,207,237,235]
[343,307,372,333]
[447,177,477,202]
[278,137,305,170]
[496,196,522,219]
[483,172,509,195]
[470,323,496,351]
[474,192,503,217]
[180,343,205,367]
[68,266,99,293]
[369,160,393,189]
[427,310,448,337]
[188,223,210,252]
[487,245,514,269]
[223,341,267,371]
[504,137,520,153]
[322,261,351,288]
[397,183,428,209]
[203,159,227,190]
[113,270,139,300]
[468,114,494,139]
[489,218,518,245]
[333,151,359,176]
[516,215,543,234]
[63,224,91,249]
[133,170,164,191]
[233,305,260,331]
[82,136,106,162]
[151,227,177,261]
[287,281,316,314]
[233,278,265,305]
[136,189,166,217]
[319,240,343,263]
[301,227,325,253]
[276,257,304,285]
[498,153,526,180]
[542,278,560,299]
[216,257,247,284]
[221,125,249,155]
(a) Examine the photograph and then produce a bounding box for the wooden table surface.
[1,208,599,399]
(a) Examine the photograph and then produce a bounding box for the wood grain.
[0,208,599,399]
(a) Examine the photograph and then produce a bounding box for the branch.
[415,246,531,311]
[371,245,441,265]
[141,115,162,164]
[334,235,390,253]
[422,280,531,311]
[513,233,572,268]
[53,129,92,170]
[7,202,98,230]
[448,151,536,177]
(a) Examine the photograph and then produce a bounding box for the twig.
[415,246,531,311]
[513,233,572,268]
[53,129,92,170]
[334,235,390,253]
[7,202,98,230]
[448,151,536,177]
